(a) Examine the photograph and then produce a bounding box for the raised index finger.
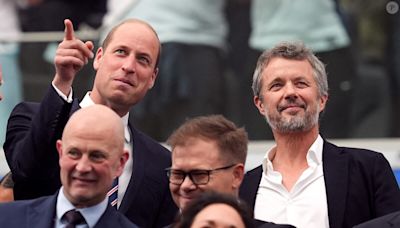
[64,19,75,41]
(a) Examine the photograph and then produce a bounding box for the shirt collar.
[262,135,324,173]
[56,187,108,228]
[80,92,130,143]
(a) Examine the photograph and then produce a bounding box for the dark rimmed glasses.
[165,164,237,185]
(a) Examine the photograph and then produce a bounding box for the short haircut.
[252,41,328,100]
[101,18,161,69]
[173,191,254,228]
[167,115,248,164]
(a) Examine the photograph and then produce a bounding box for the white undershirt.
[254,135,329,228]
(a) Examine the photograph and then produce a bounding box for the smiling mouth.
[72,177,96,184]
[278,105,305,112]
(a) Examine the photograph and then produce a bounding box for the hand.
[53,19,94,95]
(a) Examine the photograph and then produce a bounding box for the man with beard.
[239,42,400,228]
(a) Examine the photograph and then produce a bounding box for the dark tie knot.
[63,209,86,227]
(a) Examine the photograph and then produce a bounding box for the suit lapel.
[323,141,349,228]
[28,195,58,228]
[95,205,119,227]
[118,123,144,213]
[69,99,81,116]
[239,166,263,210]
[387,211,400,227]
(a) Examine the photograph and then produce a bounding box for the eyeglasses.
[165,164,236,185]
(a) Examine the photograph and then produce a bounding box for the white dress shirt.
[254,135,329,228]
[55,187,108,228]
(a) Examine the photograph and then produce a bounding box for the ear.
[232,163,245,189]
[115,149,129,177]
[254,95,266,116]
[148,67,159,89]
[56,140,63,165]
[93,47,103,70]
[319,94,328,112]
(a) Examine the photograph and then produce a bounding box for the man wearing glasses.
[165,115,294,227]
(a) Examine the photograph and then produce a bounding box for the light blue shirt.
[109,0,228,49]
[55,187,108,228]
[250,0,350,52]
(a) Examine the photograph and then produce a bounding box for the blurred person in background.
[17,0,107,101]
[0,65,3,101]
[0,0,23,147]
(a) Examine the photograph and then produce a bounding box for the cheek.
[169,183,180,194]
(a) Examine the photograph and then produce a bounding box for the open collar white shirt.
[254,135,329,228]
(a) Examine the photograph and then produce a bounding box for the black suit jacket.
[353,211,400,228]
[254,219,295,228]
[0,192,137,228]
[239,141,400,228]
[4,86,178,228]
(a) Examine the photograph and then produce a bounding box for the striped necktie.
[107,178,118,209]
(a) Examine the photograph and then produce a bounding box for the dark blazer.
[4,86,178,228]
[254,219,295,228]
[239,141,400,228]
[353,211,400,228]
[0,192,137,228]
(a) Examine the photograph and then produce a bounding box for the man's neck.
[270,127,319,191]
[273,127,319,161]
[87,92,129,117]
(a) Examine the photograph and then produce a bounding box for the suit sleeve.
[372,153,400,216]
[3,86,73,197]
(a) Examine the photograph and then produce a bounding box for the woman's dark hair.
[0,172,14,188]
[173,191,254,228]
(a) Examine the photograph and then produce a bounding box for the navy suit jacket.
[239,141,400,228]
[353,211,400,228]
[4,86,178,228]
[0,192,137,228]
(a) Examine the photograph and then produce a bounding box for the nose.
[75,156,92,173]
[180,175,196,190]
[283,83,298,99]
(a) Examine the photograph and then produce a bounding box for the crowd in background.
[1,0,400,145]
[0,1,400,228]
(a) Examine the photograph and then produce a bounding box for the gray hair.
[252,42,328,99]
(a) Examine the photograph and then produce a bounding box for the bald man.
[0,104,137,227]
